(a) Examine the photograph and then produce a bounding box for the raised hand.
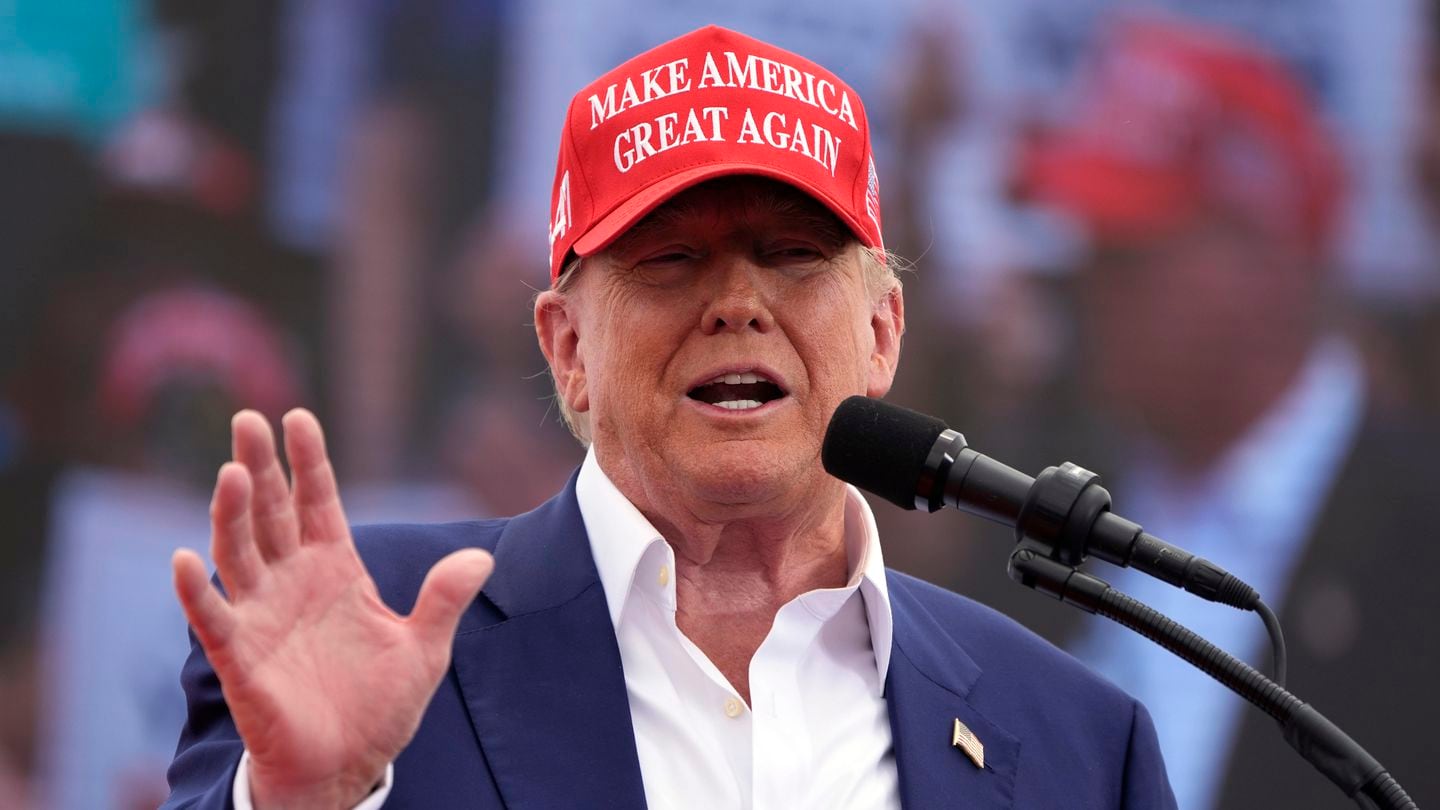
[171,409,493,809]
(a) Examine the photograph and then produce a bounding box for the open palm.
[172,409,493,809]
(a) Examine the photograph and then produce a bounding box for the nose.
[698,258,775,335]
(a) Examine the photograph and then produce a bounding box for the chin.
[673,439,813,506]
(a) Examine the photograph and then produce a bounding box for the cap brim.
[572,162,876,258]
[1019,143,1196,241]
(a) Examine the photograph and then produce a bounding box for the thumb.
[410,548,494,652]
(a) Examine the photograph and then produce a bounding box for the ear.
[534,290,590,415]
[866,285,905,397]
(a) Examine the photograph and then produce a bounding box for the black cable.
[1008,550,1418,810]
[1256,598,1288,688]
[1088,584,1416,809]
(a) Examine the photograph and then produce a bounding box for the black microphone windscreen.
[822,396,949,510]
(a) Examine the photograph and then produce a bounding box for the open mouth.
[687,371,788,411]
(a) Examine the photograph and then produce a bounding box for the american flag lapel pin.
[952,718,985,769]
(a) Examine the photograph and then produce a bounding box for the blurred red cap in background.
[1018,15,1345,254]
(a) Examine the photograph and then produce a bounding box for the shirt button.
[657,564,670,587]
[724,697,744,718]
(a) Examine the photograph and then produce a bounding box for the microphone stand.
[1008,542,1418,810]
[820,396,1419,805]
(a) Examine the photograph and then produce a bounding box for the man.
[1020,16,1440,809]
[163,26,1175,809]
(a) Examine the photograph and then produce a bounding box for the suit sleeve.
[159,628,243,810]
[1121,699,1178,810]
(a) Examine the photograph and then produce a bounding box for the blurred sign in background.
[3,0,1439,807]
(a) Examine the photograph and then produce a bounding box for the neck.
[658,496,850,615]
[606,454,852,702]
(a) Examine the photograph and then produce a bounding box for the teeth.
[715,399,763,410]
[705,371,773,385]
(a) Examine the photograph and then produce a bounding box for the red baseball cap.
[1017,15,1344,253]
[546,25,885,283]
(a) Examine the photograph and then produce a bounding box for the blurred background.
[3,0,1439,807]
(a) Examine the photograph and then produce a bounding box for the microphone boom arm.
[1007,550,1417,810]
[923,427,1265,612]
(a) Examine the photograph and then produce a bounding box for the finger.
[409,549,494,653]
[210,462,264,595]
[281,408,350,545]
[232,410,300,561]
[173,548,237,650]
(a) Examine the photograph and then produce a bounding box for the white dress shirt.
[235,447,899,809]
[577,448,899,810]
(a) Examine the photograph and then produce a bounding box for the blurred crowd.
[3,0,1440,807]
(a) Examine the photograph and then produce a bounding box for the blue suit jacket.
[164,474,1176,808]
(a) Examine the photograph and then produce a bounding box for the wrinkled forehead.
[606,176,855,255]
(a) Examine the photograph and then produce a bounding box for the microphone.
[822,395,1260,610]
[822,399,1436,808]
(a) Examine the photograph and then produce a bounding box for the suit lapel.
[444,481,1026,809]
[886,574,1020,810]
[451,476,648,809]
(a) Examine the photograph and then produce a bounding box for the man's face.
[536,178,903,513]
[1077,212,1307,438]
